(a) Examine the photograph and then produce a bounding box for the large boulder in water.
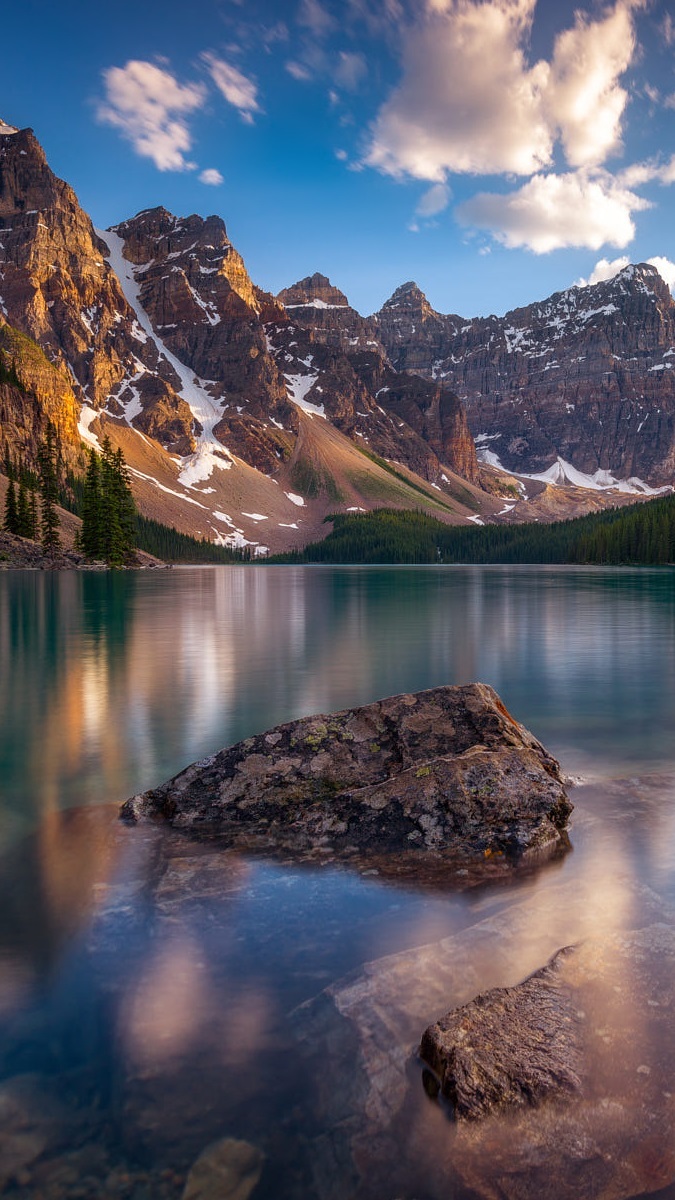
[121,683,571,863]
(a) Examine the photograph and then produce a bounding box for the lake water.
[1,565,675,1199]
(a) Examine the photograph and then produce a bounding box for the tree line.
[271,497,675,566]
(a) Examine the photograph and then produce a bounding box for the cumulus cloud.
[98,60,206,172]
[366,0,552,180]
[416,182,451,217]
[366,0,645,182]
[544,2,643,169]
[458,171,650,253]
[577,254,675,292]
[620,154,675,187]
[576,255,630,286]
[202,53,260,121]
[199,168,224,186]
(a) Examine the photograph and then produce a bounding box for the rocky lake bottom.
[2,564,675,1198]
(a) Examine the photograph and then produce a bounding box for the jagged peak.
[379,281,440,318]
[278,272,351,310]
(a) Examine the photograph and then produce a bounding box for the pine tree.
[38,424,61,556]
[80,439,136,566]
[80,448,102,559]
[28,489,39,540]
[3,478,18,534]
[16,477,32,537]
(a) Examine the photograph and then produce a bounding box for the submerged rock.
[182,1137,264,1200]
[121,684,572,862]
[419,946,584,1120]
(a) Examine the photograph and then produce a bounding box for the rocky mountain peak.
[112,206,261,316]
[278,272,350,310]
[0,119,19,137]
[380,281,433,313]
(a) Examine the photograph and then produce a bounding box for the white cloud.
[335,148,348,161]
[576,255,630,286]
[416,182,451,217]
[98,60,206,172]
[286,60,313,81]
[365,0,645,183]
[298,0,335,38]
[366,0,552,181]
[458,170,651,253]
[199,168,224,186]
[333,51,367,92]
[544,2,641,169]
[647,256,675,291]
[620,154,675,187]
[202,53,260,121]
[577,254,675,293]
[661,13,675,46]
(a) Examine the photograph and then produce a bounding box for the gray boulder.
[121,683,571,861]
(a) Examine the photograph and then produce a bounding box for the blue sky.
[3,0,675,317]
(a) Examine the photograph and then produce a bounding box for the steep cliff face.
[0,124,193,454]
[349,350,479,484]
[376,282,463,375]
[0,321,83,468]
[278,272,380,353]
[376,267,675,486]
[111,208,287,411]
[273,275,479,484]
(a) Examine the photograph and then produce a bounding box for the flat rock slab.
[121,683,571,861]
[291,875,675,1200]
[420,947,584,1120]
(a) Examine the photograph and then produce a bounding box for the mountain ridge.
[1,120,672,557]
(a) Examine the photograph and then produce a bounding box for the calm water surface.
[1,565,675,1199]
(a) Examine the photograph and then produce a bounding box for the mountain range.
[1,120,674,554]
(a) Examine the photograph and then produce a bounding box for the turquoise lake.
[1,565,675,1199]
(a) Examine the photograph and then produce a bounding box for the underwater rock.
[182,1137,264,1200]
[121,683,571,863]
[419,946,584,1120]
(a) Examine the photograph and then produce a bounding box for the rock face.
[0,124,488,551]
[273,274,479,484]
[375,266,675,486]
[121,684,571,860]
[419,947,583,1120]
[0,321,82,469]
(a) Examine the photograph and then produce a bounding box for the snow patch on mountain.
[98,228,233,485]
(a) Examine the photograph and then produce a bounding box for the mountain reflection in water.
[1,565,675,1199]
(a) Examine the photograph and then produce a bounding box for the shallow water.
[1,565,675,1198]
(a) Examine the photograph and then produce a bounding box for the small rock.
[182,1138,264,1200]
[419,947,584,1120]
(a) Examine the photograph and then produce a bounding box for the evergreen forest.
[272,496,675,566]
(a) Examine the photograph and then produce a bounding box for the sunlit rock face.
[0,125,194,455]
[375,266,675,486]
[121,683,571,862]
[273,274,479,484]
[112,208,288,415]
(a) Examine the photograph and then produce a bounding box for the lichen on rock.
[121,683,572,864]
